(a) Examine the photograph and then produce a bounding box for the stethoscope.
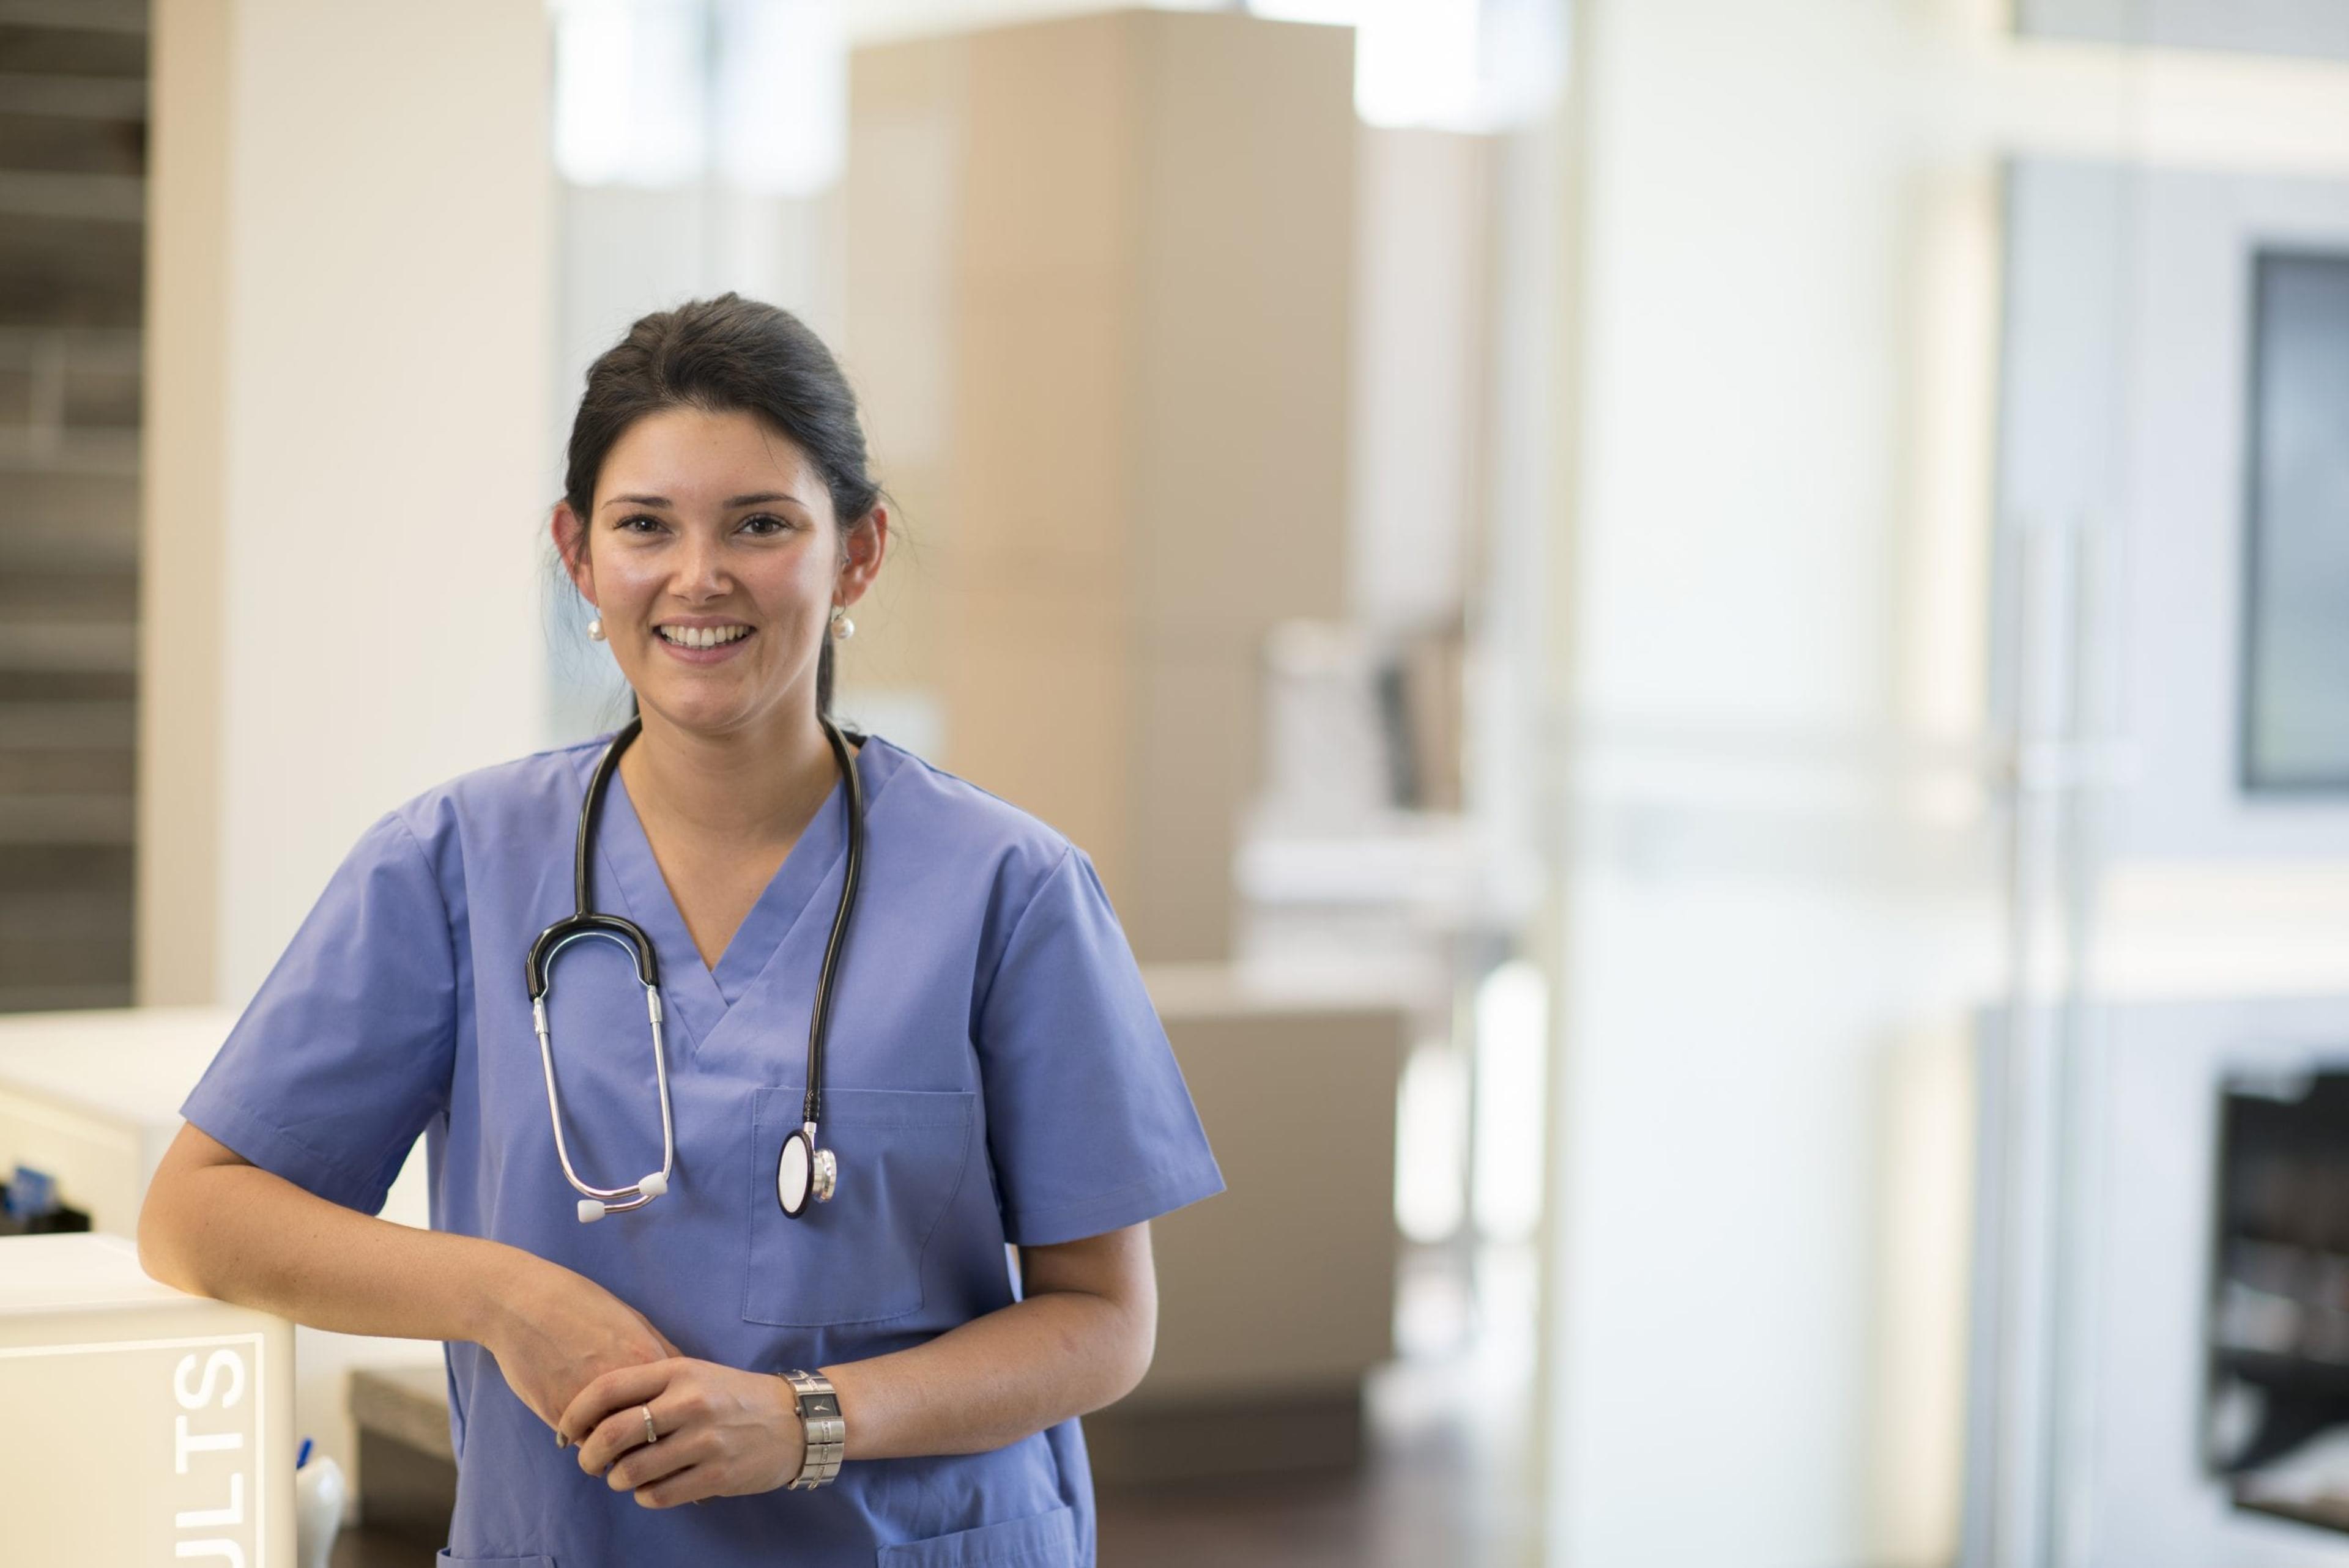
[524,713,866,1223]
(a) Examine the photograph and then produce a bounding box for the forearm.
[822,1283,1153,1461]
[138,1157,527,1345]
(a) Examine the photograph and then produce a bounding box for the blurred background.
[7,1,2349,1564]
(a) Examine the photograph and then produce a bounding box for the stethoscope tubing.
[530,944,674,1213]
[525,714,864,1219]
[801,717,864,1131]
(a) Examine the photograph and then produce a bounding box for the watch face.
[778,1131,811,1216]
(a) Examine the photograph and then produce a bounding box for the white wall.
[143,0,553,1004]
[1543,12,2002,1564]
[1540,6,2349,1567]
[846,0,1223,48]
[1350,126,1490,634]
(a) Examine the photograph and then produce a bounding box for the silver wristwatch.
[781,1369,845,1490]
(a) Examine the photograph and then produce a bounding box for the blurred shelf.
[2216,1347,2349,1399]
[0,0,146,1031]
[0,617,135,671]
[2236,1492,2349,1537]
[0,70,144,119]
[0,791,133,844]
[0,700,135,746]
[0,429,139,475]
[1236,813,1535,932]
[0,169,143,224]
[0,1,149,33]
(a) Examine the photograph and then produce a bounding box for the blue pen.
[297,1438,313,1470]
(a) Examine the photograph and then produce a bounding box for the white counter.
[0,1007,442,1528]
[0,1232,295,1566]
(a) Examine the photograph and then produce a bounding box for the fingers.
[603,1420,701,1495]
[557,1359,676,1452]
[631,1460,719,1509]
[580,1399,668,1479]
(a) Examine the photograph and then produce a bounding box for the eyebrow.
[599,492,805,511]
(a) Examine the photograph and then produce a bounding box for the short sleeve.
[179,811,458,1215]
[976,846,1225,1246]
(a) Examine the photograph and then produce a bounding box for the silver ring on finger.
[641,1405,658,1447]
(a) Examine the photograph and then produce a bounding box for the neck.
[620,702,840,848]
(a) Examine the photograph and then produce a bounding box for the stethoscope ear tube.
[804,717,866,1133]
[576,717,639,920]
[525,913,660,1000]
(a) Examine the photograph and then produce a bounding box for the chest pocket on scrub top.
[745,1084,976,1326]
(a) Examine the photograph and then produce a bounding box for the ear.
[552,503,597,607]
[833,504,889,610]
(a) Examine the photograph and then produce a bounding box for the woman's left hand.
[558,1358,805,1507]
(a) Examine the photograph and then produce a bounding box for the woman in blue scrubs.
[137,294,1224,1567]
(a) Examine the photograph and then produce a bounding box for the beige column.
[847,12,1354,963]
[141,0,552,1003]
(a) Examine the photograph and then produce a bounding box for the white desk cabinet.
[0,1232,296,1567]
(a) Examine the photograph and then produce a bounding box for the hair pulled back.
[563,293,880,720]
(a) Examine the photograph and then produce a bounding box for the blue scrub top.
[180,732,1225,1568]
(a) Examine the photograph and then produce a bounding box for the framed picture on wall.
[2241,251,2349,794]
[2017,0,2349,61]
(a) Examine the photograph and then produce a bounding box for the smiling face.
[556,404,884,742]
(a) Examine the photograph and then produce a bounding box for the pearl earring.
[586,614,605,642]
[830,605,855,641]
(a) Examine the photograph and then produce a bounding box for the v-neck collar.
[579,731,900,1059]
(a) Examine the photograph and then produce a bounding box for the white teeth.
[660,625,750,648]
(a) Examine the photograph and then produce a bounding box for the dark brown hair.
[562,293,881,719]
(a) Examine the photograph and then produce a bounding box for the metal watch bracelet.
[781,1369,845,1490]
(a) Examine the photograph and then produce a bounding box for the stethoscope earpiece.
[578,1166,664,1224]
[533,716,866,1226]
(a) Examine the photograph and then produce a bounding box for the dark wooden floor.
[1094,1370,1536,1567]
[333,1246,1537,1567]
[1091,1244,1538,1568]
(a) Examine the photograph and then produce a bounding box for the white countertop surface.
[0,1232,192,1314]
[0,1006,238,1126]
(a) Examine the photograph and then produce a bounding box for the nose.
[670,529,730,601]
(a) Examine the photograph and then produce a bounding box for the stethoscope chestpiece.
[777,1122,837,1218]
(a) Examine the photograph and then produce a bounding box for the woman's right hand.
[477,1253,681,1440]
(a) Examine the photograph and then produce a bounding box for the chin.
[643,684,779,737]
